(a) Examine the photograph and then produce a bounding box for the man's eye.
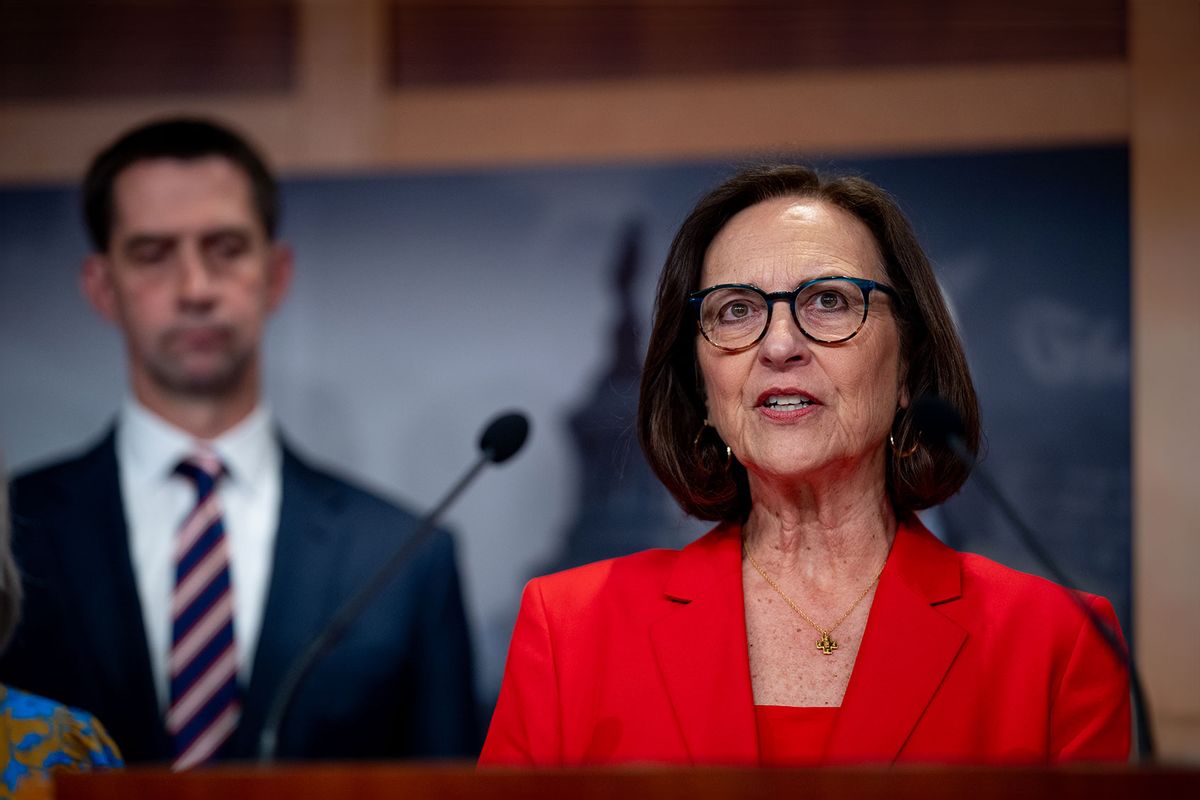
[127,243,171,264]
[206,234,249,261]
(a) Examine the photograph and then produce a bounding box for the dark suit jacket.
[1,431,479,764]
[480,518,1130,766]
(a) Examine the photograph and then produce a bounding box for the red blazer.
[480,518,1130,766]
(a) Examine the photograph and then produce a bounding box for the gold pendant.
[816,632,839,655]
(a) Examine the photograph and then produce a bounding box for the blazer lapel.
[648,523,758,765]
[55,431,168,755]
[232,445,343,756]
[825,518,967,763]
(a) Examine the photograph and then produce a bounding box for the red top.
[480,519,1131,766]
[755,705,839,767]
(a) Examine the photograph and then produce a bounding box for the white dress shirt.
[117,399,281,712]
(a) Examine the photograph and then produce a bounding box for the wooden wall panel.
[1130,0,1200,763]
[0,0,296,100]
[386,0,1127,88]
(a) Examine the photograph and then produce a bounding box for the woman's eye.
[724,302,749,320]
[718,299,761,324]
[810,290,849,312]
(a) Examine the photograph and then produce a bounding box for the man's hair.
[82,117,279,252]
[638,163,982,522]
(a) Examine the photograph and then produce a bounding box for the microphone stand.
[257,412,528,762]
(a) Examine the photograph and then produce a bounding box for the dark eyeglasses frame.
[687,276,900,351]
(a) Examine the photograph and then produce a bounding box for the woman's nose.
[757,303,812,366]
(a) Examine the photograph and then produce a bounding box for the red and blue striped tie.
[168,453,241,770]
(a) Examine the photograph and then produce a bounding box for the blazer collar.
[647,516,966,766]
[649,522,759,765]
[825,516,967,763]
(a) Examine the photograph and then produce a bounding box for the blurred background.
[1,0,1196,760]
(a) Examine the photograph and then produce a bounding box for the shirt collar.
[117,398,276,486]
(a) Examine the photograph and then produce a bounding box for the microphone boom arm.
[257,411,529,762]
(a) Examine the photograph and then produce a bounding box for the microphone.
[257,411,531,762]
[479,412,529,464]
[911,395,1155,760]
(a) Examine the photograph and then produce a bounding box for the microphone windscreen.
[479,412,530,464]
[911,394,966,447]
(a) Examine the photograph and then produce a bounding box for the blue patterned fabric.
[0,684,122,797]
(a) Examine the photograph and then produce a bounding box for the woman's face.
[696,196,907,486]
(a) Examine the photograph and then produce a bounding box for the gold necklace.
[743,543,886,655]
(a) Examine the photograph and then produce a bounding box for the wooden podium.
[55,763,1200,800]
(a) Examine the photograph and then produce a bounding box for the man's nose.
[176,244,217,302]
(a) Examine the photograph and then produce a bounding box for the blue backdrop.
[0,145,1130,702]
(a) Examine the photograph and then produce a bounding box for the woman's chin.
[741,446,878,491]
[741,453,826,486]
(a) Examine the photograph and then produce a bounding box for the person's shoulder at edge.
[0,683,122,794]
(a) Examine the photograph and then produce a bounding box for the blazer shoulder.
[280,443,422,526]
[10,432,116,513]
[526,522,738,617]
[954,549,1117,633]
[528,547,682,617]
[277,442,459,565]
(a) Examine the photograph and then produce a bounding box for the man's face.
[84,156,290,400]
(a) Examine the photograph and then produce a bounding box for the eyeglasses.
[688,276,899,351]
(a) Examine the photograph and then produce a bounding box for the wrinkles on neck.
[740,453,896,591]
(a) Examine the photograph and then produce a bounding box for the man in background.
[0,118,478,766]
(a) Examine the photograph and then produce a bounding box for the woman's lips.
[755,389,820,421]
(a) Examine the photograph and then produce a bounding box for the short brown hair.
[83,117,279,253]
[638,164,981,521]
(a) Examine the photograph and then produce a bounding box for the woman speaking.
[480,165,1130,766]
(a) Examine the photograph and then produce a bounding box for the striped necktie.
[168,453,241,770]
